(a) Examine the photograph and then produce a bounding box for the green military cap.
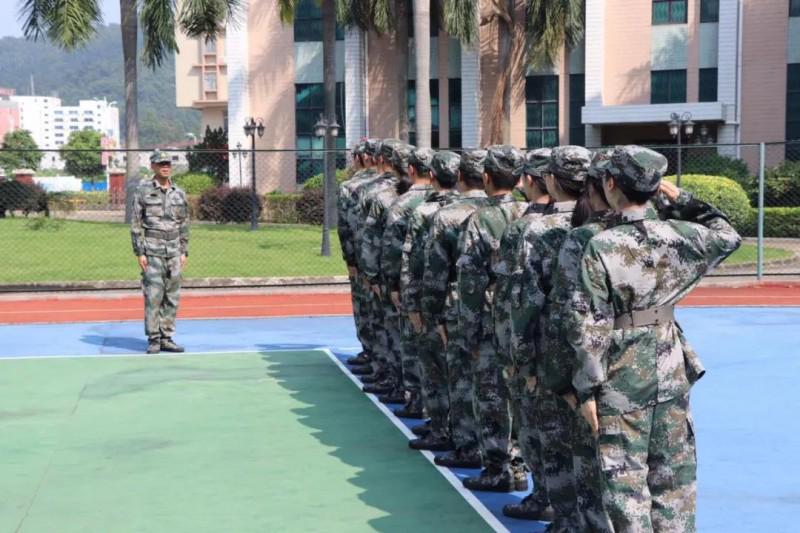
[484,145,524,180]
[150,150,171,164]
[587,147,616,180]
[432,150,461,182]
[549,145,592,182]
[380,138,401,160]
[599,145,669,193]
[391,143,415,170]
[513,148,552,178]
[460,148,488,178]
[364,138,382,157]
[409,147,436,173]
[352,140,367,158]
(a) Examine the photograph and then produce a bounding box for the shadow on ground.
[81,335,148,352]
[259,347,492,533]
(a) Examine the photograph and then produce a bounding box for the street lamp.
[313,114,341,257]
[243,118,264,230]
[668,112,694,187]
[231,141,247,186]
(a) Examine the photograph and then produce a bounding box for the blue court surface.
[1,307,798,532]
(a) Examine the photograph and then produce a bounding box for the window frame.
[448,78,462,149]
[651,69,687,104]
[791,0,800,17]
[700,0,719,23]
[407,79,441,148]
[294,82,347,183]
[787,64,800,160]
[698,68,718,102]
[652,0,687,25]
[525,75,559,149]
[293,0,344,42]
[569,74,585,147]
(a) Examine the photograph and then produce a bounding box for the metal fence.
[0,142,798,290]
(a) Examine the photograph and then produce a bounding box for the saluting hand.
[658,180,680,202]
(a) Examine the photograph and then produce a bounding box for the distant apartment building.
[10,96,121,169]
[174,0,800,192]
[0,88,21,142]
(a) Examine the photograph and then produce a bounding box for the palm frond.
[179,0,243,37]
[524,0,584,68]
[140,0,177,68]
[442,0,477,45]
[277,0,300,24]
[19,0,102,48]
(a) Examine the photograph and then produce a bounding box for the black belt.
[145,229,180,240]
[614,305,675,329]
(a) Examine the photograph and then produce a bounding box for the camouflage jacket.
[131,178,190,258]
[570,191,742,415]
[509,201,577,379]
[379,183,433,291]
[400,189,460,313]
[456,193,528,352]
[337,168,379,266]
[357,174,400,279]
[421,190,489,322]
[493,202,554,363]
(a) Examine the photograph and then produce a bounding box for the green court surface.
[1,351,491,533]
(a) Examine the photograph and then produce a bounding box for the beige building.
[174,0,800,192]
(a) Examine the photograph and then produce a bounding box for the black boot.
[350,364,373,376]
[393,392,425,419]
[462,465,527,493]
[378,388,406,404]
[502,493,555,521]
[359,373,381,384]
[411,420,431,436]
[160,339,184,353]
[434,448,482,468]
[146,340,161,354]
[362,380,394,395]
[347,352,371,365]
[408,434,454,452]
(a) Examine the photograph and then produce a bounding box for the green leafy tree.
[187,126,229,184]
[61,129,104,181]
[0,129,41,174]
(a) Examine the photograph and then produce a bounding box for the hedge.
[665,174,751,232]
[741,207,800,238]
[302,168,352,190]
[763,160,800,207]
[263,192,302,224]
[173,172,216,195]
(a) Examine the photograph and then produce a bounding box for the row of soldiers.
[336,139,741,532]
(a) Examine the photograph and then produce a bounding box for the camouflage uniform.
[131,164,190,345]
[569,146,741,532]
[456,146,527,480]
[421,150,489,459]
[401,151,460,439]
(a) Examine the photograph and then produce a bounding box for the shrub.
[55,192,109,209]
[683,153,753,194]
[186,126,229,184]
[264,192,302,224]
[302,168,352,190]
[174,172,216,195]
[295,188,324,224]
[197,186,262,223]
[0,180,49,217]
[665,174,752,232]
[763,160,800,207]
[741,207,800,238]
[197,186,227,222]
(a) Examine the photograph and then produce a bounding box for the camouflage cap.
[150,150,171,164]
[599,145,669,193]
[587,147,616,180]
[409,147,436,173]
[549,145,592,182]
[364,138,382,157]
[460,149,488,179]
[513,148,552,178]
[391,143,415,171]
[380,138,401,160]
[484,145,524,180]
[431,150,461,182]
[352,140,367,157]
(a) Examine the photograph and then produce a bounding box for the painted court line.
[0,346,506,532]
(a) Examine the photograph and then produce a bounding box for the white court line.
[319,348,509,533]
[1,345,509,531]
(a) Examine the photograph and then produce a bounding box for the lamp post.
[243,118,265,230]
[313,114,341,257]
[231,142,246,186]
[668,112,694,187]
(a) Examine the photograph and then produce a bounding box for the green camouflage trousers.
[473,333,515,469]
[142,255,182,342]
[398,310,422,394]
[380,289,405,385]
[443,290,479,453]
[572,408,613,532]
[364,284,390,375]
[513,382,550,506]
[416,322,449,437]
[597,394,697,533]
[349,273,373,355]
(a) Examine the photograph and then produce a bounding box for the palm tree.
[412,0,432,148]
[19,0,240,221]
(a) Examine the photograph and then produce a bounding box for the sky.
[0,0,121,38]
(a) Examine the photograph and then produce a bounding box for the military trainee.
[130,150,190,354]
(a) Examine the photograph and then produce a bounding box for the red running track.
[1,283,799,325]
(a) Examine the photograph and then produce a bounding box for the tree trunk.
[322,0,338,244]
[121,0,139,223]
[413,0,431,148]
[395,0,410,142]
[487,0,515,145]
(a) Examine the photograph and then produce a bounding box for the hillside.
[0,24,200,146]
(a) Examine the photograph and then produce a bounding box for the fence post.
[757,143,766,280]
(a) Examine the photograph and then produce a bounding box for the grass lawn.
[0,218,795,284]
[0,218,346,283]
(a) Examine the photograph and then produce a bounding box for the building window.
[791,0,800,17]
[651,69,687,103]
[203,38,217,56]
[525,75,559,148]
[699,68,718,102]
[449,79,462,149]
[700,0,719,23]
[295,82,346,183]
[203,72,217,92]
[407,79,440,148]
[653,0,687,24]
[788,64,800,160]
[569,74,585,146]
[293,0,344,42]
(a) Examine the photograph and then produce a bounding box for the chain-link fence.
[0,143,798,290]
